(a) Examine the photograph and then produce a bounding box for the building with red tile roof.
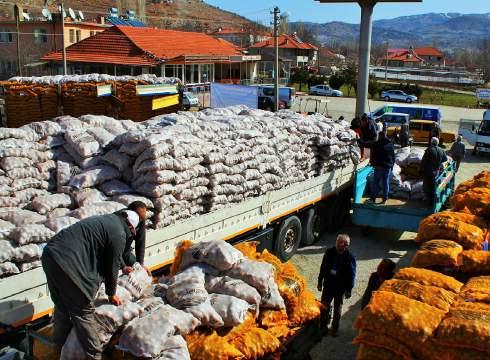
[42,26,261,84]
[248,33,318,82]
[209,26,270,48]
[384,46,445,67]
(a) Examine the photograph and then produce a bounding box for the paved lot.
[290,97,489,359]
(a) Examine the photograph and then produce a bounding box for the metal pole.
[272,6,280,112]
[355,0,375,117]
[60,0,67,75]
[14,5,22,76]
[385,41,388,80]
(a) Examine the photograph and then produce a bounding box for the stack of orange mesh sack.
[169,241,322,360]
[412,171,490,275]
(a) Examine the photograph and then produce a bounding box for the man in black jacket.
[41,210,139,359]
[317,234,357,336]
[421,137,448,205]
[368,131,395,204]
[120,201,150,276]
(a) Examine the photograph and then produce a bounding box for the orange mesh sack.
[413,339,489,360]
[276,262,306,311]
[352,329,413,360]
[411,240,463,268]
[427,211,488,230]
[356,345,406,360]
[459,276,490,303]
[354,291,446,350]
[222,313,256,342]
[288,290,321,326]
[379,279,458,312]
[416,217,485,249]
[459,250,490,275]
[169,240,193,276]
[186,330,245,360]
[451,187,490,219]
[434,301,490,355]
[393,267,464,293]
[267,325,291,341]
[234,241,259,260]
[258,310,289,328]
[454,171,490,195]
[229,328,281,360]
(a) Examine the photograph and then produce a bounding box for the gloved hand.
[345,291,352,299]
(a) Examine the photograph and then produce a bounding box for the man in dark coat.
[421,137,448,205]
[317,234,357,336]
[41,210,139,359]
[399,119,410,148]
[361,259,396,309]
[368,131,395,204]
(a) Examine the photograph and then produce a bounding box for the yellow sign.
[96,84,112,97]
[152,94,179,110]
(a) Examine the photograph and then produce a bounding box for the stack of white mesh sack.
[9,73,180,85]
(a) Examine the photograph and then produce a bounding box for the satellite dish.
[78,10,84,20]
[68,8,76,20]
[42,8,52,20]
[22,11,30,21]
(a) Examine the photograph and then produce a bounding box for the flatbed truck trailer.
[0,161,366,358]
[352,161,455,232]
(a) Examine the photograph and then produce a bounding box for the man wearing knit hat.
[41,210,139,359]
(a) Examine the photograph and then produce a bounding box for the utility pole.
[14,5,22,76]
[385,41,389,81]
[60,0,67,75]
[272,6,280,112]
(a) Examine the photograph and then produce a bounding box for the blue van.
[370,104,441,126]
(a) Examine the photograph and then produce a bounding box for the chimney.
[99,16,105,24]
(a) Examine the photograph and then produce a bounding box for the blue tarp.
[210,83,258,109]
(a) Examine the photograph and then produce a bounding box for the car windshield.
[479,120,490,135]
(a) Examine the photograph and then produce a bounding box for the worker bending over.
[41,210,140,359]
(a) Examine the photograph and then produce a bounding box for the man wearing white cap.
[41,210,139,359]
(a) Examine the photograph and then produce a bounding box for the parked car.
[183,92,200,110]
[309,85,343,97]
[380,90,418,103]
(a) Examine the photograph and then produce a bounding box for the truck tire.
[300,208,321,246]
[274,215,302,262]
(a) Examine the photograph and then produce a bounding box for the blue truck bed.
[352,162,455,232]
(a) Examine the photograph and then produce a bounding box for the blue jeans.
[370,167,392,201]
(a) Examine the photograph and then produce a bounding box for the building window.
[69,29,75,43]
[0,29,13,43]
[163,64,183,81]
[33,29,48,44]
[76,30,81,42]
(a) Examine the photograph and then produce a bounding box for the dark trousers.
[423,174,435,206]
[41,250,102,359]
[320,292,344,333]
[370,167,392,201]
[452,156,462,172]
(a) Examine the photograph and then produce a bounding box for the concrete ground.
[290,96,489,360]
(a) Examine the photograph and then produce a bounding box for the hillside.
[294,13,490,50]
[0,0,262,32]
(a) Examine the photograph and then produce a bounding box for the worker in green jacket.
[41,210,140,359]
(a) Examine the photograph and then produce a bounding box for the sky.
[205,0,490,24]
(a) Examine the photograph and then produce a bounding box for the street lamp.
[315,0,422,116]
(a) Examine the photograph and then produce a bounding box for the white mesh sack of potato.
[14,224,54,245]
[209,293,251,327]
[117,304,199,358]
[162,265,209,309]
[180,240,244,272]
[30,193,73,215]
[205,275,261,307]
[117,263,152,301]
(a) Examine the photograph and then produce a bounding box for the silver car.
[380,90,418,103]
[309,85,343,97]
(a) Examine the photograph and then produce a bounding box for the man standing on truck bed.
[317,234,356,337]
[421,137,448,205]
[41,210,139,359]
[368,131,395,204]
[118,201,151,276]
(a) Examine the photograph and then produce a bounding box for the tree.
[341,63,358,96]
[290,69,310,91]
[368,76,380,99]
[329,74,344,90]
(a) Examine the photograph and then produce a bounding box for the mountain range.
[293,13,490,51]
